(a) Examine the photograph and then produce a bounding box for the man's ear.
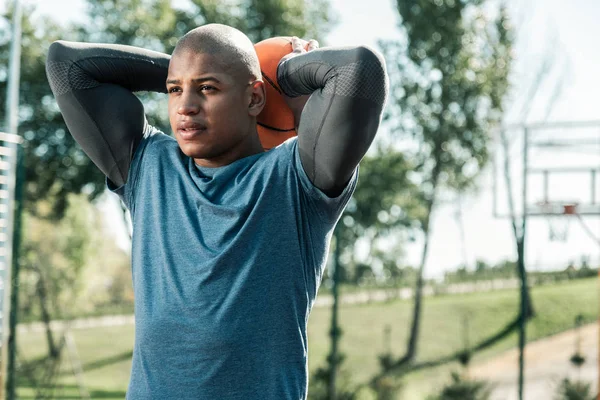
[248,80,266,117]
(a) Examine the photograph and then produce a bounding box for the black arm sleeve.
[46,41,170,187]
[277,46,388,197]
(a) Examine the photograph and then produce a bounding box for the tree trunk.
[36,274,59,359]
[327,227,342,400]
[516,236,530,400]
[402,154,443,365]
[499,128,535,318]
[516,239,534,318]
[500,127,535,400]
[403,217,432,363]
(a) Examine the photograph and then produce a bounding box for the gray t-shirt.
[111,126,357,400]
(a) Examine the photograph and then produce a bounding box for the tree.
[311,148,424,399]
[495,9,568,399]
[337,148,425,274]
[382,0,513,365]
[17,193,131,397]
[19,195,95,354]
[427,372,492,400]
[0,7,105,219]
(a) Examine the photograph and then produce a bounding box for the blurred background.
[0,0,598,399]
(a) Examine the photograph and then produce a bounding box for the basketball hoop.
[536,201,578,242]
[563,204,577,215]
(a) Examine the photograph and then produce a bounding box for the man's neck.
[194,129,264,168]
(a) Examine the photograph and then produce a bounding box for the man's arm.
[46,41,170,187]
[277,39,388,197]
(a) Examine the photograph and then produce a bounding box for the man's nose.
[177,93,201,115]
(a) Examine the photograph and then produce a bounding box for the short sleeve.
[290,138,358,223]
[107,124,163,210]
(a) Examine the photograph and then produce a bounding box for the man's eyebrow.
[166,77,222,85]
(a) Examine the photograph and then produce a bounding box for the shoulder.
[248,137,298,173]
[267,136,298,163]
[135,125,179,162]
[143,125,177,147]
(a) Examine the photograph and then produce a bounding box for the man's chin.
[177,141,213,159]
[177,140,231,165]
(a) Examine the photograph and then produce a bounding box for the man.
[46,24,387,399]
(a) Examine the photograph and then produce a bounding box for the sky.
[10,0,600,278]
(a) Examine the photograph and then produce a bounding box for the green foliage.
[0,7,106,219]
[427,371,492,400]
[553,378,595,400]
[443,257,599,284]
[383,0,513,196]
[371,360,404,400]
[344,150,424,239]
[336,149,424,285]
[569,353,585,368]
[81,0,335,51]
[19,195,93,322]
[307,362,357,400]
[378,0,515,365]
[18,194,130,323]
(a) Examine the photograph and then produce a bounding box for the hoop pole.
[542,171,549,204]
[517,126,529,400]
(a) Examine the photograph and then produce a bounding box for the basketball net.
[538,202,600,245]
[538,202,576,242]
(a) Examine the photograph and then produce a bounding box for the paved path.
[471,322,598,399]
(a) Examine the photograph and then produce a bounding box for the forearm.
[277,46,388,196]
[46,41,170,186]
[47,40,170,93]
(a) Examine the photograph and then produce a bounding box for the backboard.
[493,120,600,219]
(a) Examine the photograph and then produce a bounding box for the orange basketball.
[254,37,308,150]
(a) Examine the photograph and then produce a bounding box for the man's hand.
[279,37,319,129]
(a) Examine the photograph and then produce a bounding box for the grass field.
[16,277,598,399]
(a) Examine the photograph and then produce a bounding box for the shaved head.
[173,24,261,83]
[167,23,267,168]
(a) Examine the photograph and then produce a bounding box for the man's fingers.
[291,36,304,53]
[307,39,319,51]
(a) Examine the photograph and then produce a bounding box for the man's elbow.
[354,45,385,66]
[46,41,83,97]
[344,46,389,108]
[47,40,73,64]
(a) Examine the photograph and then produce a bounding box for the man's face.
[167,50,260,166]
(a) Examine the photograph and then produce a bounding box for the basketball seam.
[257,122,295,132]
[262,71,282,94]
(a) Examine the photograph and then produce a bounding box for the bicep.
[294,48,388,197]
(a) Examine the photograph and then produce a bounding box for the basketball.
[254,37,308,150]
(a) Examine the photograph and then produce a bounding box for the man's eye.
[168,87,181,93]
[200,85,216,92]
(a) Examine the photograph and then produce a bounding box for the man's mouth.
[178,122,206,138]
